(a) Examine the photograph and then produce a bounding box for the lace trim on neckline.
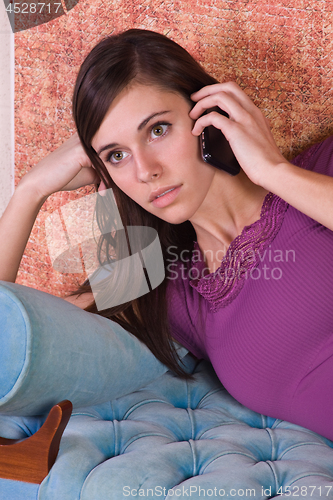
[189,192,289,312]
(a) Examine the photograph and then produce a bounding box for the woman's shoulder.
[291,135,333,176]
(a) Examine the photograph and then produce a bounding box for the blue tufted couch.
[1,280,333,500]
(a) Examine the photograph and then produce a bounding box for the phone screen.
[200,107,241,176]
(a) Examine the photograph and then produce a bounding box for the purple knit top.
[167,136,333,441]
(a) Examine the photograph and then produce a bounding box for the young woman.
[1,29,333,439]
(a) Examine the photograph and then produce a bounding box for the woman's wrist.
[257,160,293,194]
[14,175,49,207]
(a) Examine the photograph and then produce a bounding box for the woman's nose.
[135,151,163,183]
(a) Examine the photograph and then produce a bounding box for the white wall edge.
[0,2,14,217]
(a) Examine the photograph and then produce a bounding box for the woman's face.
[91,83,217,224]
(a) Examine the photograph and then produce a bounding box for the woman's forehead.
[92,84,190,148]
[106,83,186,115]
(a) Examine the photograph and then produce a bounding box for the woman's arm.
[0,184,47,282]
[190,82,333,231]
[255,160,333,231]
[0,133,99,283]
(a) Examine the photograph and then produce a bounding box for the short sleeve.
[291,135,333,177]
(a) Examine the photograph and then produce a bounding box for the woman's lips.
[151,185,182,208]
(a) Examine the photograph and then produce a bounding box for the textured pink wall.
[14,0,333,295]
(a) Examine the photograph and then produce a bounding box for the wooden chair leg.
[0,400,72,484]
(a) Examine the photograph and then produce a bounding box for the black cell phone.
[200,106,241,176]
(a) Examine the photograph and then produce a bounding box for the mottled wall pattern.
[14,0,333,295]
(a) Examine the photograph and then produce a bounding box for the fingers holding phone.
[199,107,240,176]
[190,82,287,188]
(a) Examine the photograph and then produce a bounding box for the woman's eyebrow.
[97,142,118,156]
[137,110,171,130]
[97,110,171,156]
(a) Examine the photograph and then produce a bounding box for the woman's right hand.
[19,132,100,200]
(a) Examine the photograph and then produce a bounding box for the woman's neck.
[189,169,269,273]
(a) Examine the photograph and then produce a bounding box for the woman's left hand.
[190,82,333,232]
[190,81,287,188]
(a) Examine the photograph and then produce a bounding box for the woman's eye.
[151,123,169,139]
[108,151,129,164]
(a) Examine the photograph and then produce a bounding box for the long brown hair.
[72,29,218,377]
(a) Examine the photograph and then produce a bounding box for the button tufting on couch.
[38,357,333,500]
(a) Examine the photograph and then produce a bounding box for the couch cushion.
[36,356,333,500]
[0,478,39,500]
